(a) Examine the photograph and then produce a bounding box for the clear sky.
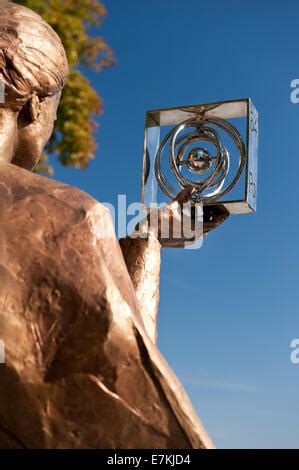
[52,0,299,448]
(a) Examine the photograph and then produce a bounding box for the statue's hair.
[0,2,69,111]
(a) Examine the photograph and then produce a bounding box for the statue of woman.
[0,2,228,448]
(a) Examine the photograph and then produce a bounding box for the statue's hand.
[137,187,230,248]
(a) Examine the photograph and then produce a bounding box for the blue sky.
[52,0,299,448]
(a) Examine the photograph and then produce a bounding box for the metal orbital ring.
[155,115,246,203]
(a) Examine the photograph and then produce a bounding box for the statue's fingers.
[169,186,196,209]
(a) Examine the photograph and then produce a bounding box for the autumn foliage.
[15,0,114,174]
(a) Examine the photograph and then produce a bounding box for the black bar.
[0,449,298,467]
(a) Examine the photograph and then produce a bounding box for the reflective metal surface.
[142,99,259,215]
[155,115,246,203]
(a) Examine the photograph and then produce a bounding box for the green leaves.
[15,0,114,174]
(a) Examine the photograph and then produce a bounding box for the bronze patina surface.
[0,162,213,448]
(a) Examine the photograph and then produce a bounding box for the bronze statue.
[0,2,228,448]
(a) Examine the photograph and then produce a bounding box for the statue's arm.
[119,188,194,343]
[119,234,161,344]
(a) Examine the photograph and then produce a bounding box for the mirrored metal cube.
[142,98,258,215]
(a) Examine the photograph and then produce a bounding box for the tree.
[15,0,114,174]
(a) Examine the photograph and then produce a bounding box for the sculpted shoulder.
[0,163,105,215]
[0,161,138,324]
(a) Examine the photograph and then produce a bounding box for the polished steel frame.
[142,98,258,215]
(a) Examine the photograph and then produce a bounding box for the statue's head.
[0,2,68,170]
